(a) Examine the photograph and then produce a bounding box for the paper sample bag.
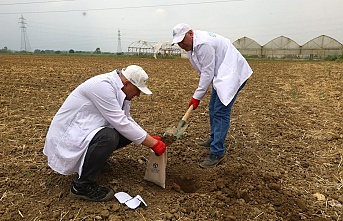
[143,150,167,188]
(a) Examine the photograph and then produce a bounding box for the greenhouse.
[300,35,343,59]
[153,41,181,59]
[128,40,155,55]
[128,35,342,59]
[262,36,301,58]
[233,37,261,58]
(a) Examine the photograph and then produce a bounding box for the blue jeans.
[208,81,247,156]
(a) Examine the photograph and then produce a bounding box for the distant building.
[300,35,343,59]
[128,40,155,55]
[232,35,342,59]
[152,41,181,59]
[128,35,342,59]
[233,37,261,58]
[262,36,300,59]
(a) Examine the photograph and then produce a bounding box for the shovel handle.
[181,105,193,121]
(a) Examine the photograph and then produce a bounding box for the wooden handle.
[181,105,193,121]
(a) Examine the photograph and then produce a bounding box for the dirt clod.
[161,135,177,146]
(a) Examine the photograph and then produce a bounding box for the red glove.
[151,135,162,141]
[151,140,166,156]
[189,97,200,110]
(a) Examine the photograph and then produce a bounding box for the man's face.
[123,80,141,101]
[177,30,193,52]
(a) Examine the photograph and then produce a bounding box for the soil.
[0,55,342,221]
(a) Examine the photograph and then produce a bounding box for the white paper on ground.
[135,195,147,206]
[114,192,147,209]
[114,192,132,204]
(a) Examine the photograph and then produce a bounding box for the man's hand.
[151,135,162,141]
[151,140,166,156]
[189,97,200,110]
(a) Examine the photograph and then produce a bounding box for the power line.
[0,0,80,6]
[0,0,243,14]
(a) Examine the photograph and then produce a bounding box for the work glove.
[151,140,166,156]
[189,97,200,110]
[151,135,162,141]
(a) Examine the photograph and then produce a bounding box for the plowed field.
[0,55,342,221]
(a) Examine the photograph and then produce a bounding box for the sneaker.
[196,139,211,147]
[70,181,114,202]
[199,154,225,168]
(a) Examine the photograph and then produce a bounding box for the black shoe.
[199,154,225,168]
[70,181,114,202]
[196,139,211,147]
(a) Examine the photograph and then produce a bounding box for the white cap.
[122,65,152,95]
[172,23,191,45]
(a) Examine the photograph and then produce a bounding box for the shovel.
[164,105,193,139]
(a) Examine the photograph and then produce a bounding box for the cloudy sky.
[1,0,342,52]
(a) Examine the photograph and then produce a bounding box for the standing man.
[172,23,253,168]
[43,65,166,201]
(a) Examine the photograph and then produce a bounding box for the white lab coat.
[187,30,253,106]
[43,70,147,176]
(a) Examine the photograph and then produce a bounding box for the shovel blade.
[164,124,189,139]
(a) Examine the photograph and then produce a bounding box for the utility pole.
[117,29,123,55]
[18,14,31,52]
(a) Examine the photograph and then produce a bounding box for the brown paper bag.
[143,150,167,188]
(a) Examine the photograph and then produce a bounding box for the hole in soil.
[174,177,199,193]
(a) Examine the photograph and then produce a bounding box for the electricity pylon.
[18,14,31,52]
[117,29,123,55]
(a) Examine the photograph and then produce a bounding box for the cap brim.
[138,86,152,95]
[172,34,186,45]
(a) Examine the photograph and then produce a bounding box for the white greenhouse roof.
[302,35,343,49]
[264,36,300,49]
[233,37,261,49]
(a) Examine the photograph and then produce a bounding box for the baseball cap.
[122,65,152,95]
[172,23,191,45]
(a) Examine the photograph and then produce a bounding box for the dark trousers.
[76,127,131,184]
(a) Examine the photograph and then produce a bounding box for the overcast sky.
[1,0,342,52]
